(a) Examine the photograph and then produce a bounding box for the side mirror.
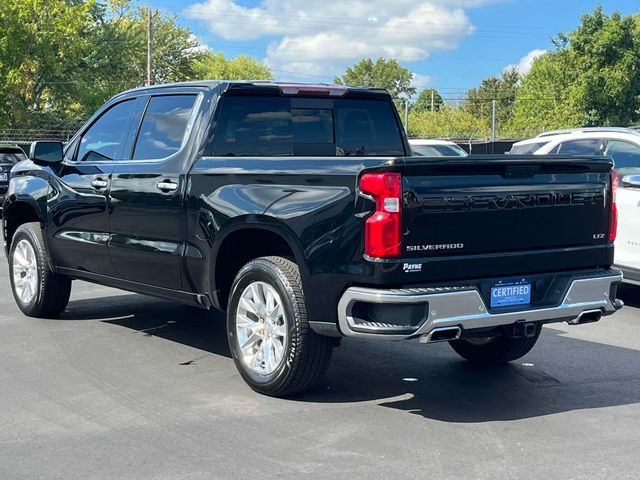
[621,175,640,189]
[29,141,64,164]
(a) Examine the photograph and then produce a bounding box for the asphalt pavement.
[1,248,639,480]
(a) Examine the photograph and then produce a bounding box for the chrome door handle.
[157,181,178,192]
[91,179,108,189]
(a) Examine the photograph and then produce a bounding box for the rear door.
[108,93,199,289]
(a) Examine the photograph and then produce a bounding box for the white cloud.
[504,48,546,76]
[411,73,433,89]
[185,0,498,79]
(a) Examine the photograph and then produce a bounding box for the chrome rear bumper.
[337,271,623,340]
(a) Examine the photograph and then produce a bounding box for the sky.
[149,0,639,101]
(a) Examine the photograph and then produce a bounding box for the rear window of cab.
[211,96,406,157]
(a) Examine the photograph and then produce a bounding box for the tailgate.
[401,155,614,259]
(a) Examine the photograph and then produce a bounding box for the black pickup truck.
[2,81,623,396]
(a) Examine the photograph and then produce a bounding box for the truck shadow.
[58,293,640,424]
[58,293,232,357]
[618,284,640,308]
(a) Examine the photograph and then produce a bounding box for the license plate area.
[490,278,532,308]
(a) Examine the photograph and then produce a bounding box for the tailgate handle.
[503,165,540,178]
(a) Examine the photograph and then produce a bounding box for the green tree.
[334,58,416,101]
[194,52,272,80]
[408,107,489,140]
[510,7,640,133]
[0,0,97,131]
[73,1,203,114]
[412,88,444,113]
[507,51,582,136]
[464,68,520,129]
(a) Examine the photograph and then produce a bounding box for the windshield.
[0,151,27,165]
[411,143,467,157]
[508,141,550,155]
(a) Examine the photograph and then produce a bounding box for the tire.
[9,222,71,317]
[448,326,541,364]
[227,256,333,397]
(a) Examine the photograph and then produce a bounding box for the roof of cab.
[113,80,391,99]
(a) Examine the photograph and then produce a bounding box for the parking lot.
[0,247,638,480]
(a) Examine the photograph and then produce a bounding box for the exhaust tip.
[568,309,603,325]
[420,326,462,344]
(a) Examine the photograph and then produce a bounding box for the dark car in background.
[0,145,27,212]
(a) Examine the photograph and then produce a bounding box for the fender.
[2,171,51,254]
[207,216,309,310]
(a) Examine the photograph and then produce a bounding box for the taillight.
[359,172,402,258]
[610,170,620,242]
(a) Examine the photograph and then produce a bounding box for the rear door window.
[212,96,405,157]
[0,151,26,164]
[132,95,197,160]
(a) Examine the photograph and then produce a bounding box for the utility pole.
[146,5,153,86]
[430,90,435,112]
[491,99,496,143]
[404,98,409,133]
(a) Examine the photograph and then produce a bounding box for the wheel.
[9,222,71,317]
[227,256,333,397]
[448,326,542,364]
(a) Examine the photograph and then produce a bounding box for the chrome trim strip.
[337,272,623,340]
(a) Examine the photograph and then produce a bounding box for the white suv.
[510,128,640,285]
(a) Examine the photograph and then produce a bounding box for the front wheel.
[9,222,71,317]
[227,256,333,397]
[448,326,542,364]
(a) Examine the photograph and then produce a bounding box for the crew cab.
[2,81,623,397]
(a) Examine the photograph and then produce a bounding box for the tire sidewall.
[9,226,44,315]
[227,261,299,391]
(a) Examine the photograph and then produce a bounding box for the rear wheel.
[9,222,71,317]
[448,326,541,364]
[227,256,333,397]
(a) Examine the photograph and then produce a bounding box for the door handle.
[91,178,108,189]
[157,180,178,192]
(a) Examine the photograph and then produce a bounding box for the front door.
[108,93,199,290]
[49,98,140,276]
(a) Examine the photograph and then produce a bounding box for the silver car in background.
[409,139,468,157]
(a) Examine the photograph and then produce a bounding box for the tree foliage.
[194,52,272,81]
[510,7,640,134]
[408,107,489,140]
[464,68,520,129]
[334,58,416,100]
[0,0,272,137]
[412,88,443,113]
[0,0,96,130]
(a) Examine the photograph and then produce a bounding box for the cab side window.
[76,99,138,162]
[132,95,197,161]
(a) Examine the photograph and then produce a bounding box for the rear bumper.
[337,270,623,341]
